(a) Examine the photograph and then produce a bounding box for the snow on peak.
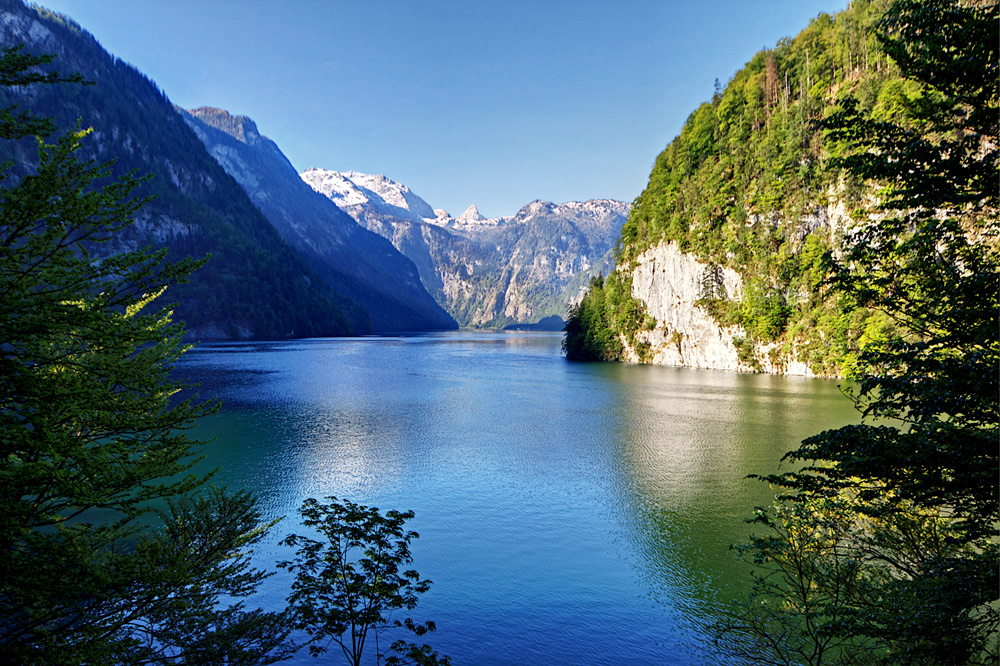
[342,171,436,220]
[300,169,436,222]
[299,168,630,237]
[458,205,485,223]
[300,168,370,208]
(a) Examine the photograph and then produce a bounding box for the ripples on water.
[175,332,857,666]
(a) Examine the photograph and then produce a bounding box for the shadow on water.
[589,363,858,656]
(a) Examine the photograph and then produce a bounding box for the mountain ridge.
[0,0,625,336]
[183,107,458,333]
[0,0,372,339]
[302,168,629,328]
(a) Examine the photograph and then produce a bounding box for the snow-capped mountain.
[301,168,630,328]
[302,169,436,224]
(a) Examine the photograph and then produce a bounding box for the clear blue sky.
[38,0,847,218]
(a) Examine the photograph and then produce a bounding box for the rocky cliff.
[621,242,809,374]
[564,0,902,376]
[183,108,457,332]
[624,242,746,370]
[616,196,853,375]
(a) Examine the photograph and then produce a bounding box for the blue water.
[175,331,857,665]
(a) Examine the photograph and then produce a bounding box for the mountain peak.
[458,205,485,223]
[187,106,261,145]
[301,169,437,222]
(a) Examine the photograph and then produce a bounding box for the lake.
[175,331,858,665]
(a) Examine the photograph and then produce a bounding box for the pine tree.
[0,45,291,664]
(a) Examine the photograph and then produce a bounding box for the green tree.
[0,47,291,664]
[280,497,449,666]
[563,272,649,362]
[563,275,622,361]
[712,488,988,665]
[571,0,925,374]
[699,262,726,301]
[717,0,998,663]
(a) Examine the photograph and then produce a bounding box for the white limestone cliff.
[620,242,817,376]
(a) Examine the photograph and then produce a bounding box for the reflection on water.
[175,332,857,666]
[603,365,856,620]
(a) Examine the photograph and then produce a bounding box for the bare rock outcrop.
[621,242,819,375]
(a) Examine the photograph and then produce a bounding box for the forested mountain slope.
[182,107,457,332]
[0,0,368,339]
[565,0,921,375]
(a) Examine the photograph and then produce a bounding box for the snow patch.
[301,168,437,223]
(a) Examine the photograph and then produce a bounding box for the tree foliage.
[0,5,365,339]
[0,46,291,664]
[562,272,649,362]
[716,1,999,663]
[566,0,919,373]
[713,488,991,666]
[280,497,449,666]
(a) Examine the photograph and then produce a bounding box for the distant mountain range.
[182,106,629,330]
[0,0,628,337]
[302,169,629,328]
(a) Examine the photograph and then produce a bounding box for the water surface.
[177,331,857,665]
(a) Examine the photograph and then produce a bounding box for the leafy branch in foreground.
[280,497,450,666]
[0,45,291,664]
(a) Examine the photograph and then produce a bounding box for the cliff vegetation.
[566,0,921,374]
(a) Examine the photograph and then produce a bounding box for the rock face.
[626,242,749,371]
[474,199,629,325]
[620,199,849,376]
[302,168,629,329]
[183,108,457,332]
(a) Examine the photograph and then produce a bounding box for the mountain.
[562,0,917,376]
[182,107,457,332]
[310,170,438,223]
[0,0,367,339]
[302,168,629,329]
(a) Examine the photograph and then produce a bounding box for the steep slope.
[302,167,496,323]
[565,0,909,376]
[469,199,629,324]
[302,168,629,329]
[182,107,456,332]
[0,0,367,339]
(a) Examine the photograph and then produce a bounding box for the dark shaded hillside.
[182,107,457,332]
[0,0,368,339]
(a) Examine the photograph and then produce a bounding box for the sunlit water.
[174,331,858,665]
